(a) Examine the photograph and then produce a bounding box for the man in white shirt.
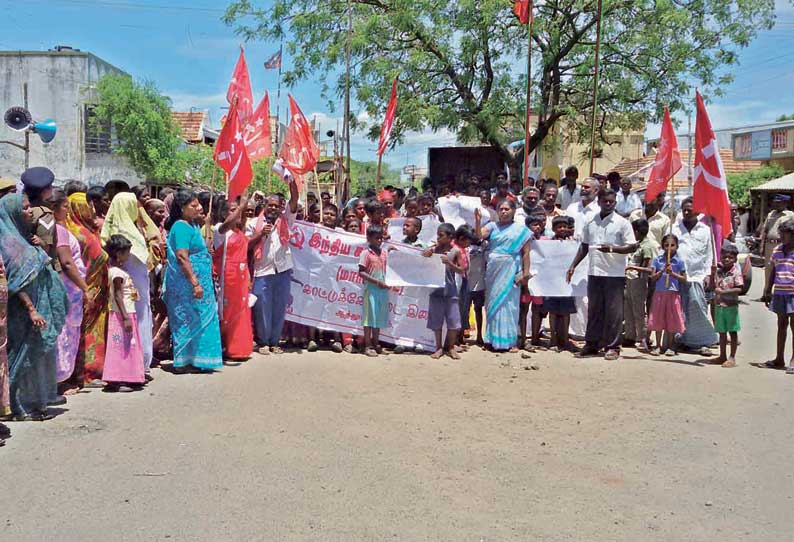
[565,177,601,240]
[246,180,300,354]
[615,177,643,217]
[673,197,718,353]
[556,165,581,209]
[629,191,670,246]
[566,188,637,360]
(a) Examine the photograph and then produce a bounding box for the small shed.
[750,172,794,231]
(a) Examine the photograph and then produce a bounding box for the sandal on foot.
[764,360,785,369]
[364,348,379,358]
[722,359,737,368]
[604,350,620,361]
[447,349,461,360]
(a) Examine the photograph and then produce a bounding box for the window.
[772,129,788,152]
[736,134,752,157]
[83,104,112,154]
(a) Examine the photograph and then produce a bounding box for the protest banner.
[387,215,439,245]
[285,222,436,349]
[528,239,588,296]
[385,245,445,288]
[437,195,483,228]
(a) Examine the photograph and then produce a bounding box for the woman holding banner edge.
[474,201,532,352]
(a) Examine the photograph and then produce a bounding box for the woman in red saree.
[213,196,252,360]
[64,193,109,388]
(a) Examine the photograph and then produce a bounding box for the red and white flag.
[278,95,320,193]
[244,92,272,162]
[213,102,253,202]
[226,46,254,124]
[377,78,398,156]
[513,0,532,25]
[644,106,682,203]
[692,91,732,238]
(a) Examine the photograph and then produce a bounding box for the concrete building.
[731,119,794,172]
[0,46,144,186]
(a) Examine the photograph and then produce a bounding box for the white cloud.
[306,110,459,168]
[166,91,226,112]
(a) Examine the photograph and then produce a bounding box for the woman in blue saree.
[163,189,222,372]
[0,194,67,420]
[475,200,531,352]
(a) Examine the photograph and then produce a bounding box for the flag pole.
[275,40,283,148]
[375,153,383,192]
[343,0,353,204]
[588,0,604,176]
[314,165,323,217]
[522,0,534,189]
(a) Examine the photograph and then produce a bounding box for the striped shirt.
[772,244,794,295]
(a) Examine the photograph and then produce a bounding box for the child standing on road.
[102,234,145,392]
[543,216,578,352]
[524,212,548,350]
[424,223,466,360]
[762,219,794,373]
[624,218,657,352]
[646,234,687,356]
[359,225,390,357]
[712,243,743,368]
[454,225,474,350]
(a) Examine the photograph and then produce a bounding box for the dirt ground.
[1,279,793,541]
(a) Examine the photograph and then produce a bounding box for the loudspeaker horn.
[4,106,32,131]
[31,119,57,144]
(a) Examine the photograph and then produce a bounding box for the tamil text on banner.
[437,195,486,228]
[385,245,445,288]
[285,222,436,349]
[387,215,440,246]
[528,240,588,297]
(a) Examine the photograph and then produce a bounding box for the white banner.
[528,239,588,297]
[386,215,439,246]
[437,195,483,228]
[385,245,445,288]
[285,222,436,349]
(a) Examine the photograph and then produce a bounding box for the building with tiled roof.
[614,148,764,194]
[171,110,218,144]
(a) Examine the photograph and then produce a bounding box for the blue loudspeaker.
[31,119,56,143]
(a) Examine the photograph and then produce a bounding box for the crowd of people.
[0,163,792,446]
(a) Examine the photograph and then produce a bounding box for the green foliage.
[224,0,776,162]
[93,75,186,181]
[349,159,401,195]
[776,114,794,122]
[727,164,784,207]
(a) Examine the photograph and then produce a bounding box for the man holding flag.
[673,92,728,354]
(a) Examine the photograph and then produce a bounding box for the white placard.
[528,239,588,297]
[437,195,484,228]
[284,222,436,349]
[385,245,445,288]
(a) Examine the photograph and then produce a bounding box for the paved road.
[2,280,792,541]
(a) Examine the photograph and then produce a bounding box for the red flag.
[244,92,272,162]
[278,95,320,192]
[226,46,254,123]
[645,107,682,203]
[513,0,531,25]
[213,102,253,202]
[377,78,398,156]
[692,91,732,238]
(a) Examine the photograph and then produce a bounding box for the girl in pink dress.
[102,234,145,391]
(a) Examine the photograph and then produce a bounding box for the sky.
[1,0,793,171]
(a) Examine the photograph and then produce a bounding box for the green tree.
[93,75,227,188]
[727,164,784,207]
[776,114,794,122]
[224,0,776,163]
